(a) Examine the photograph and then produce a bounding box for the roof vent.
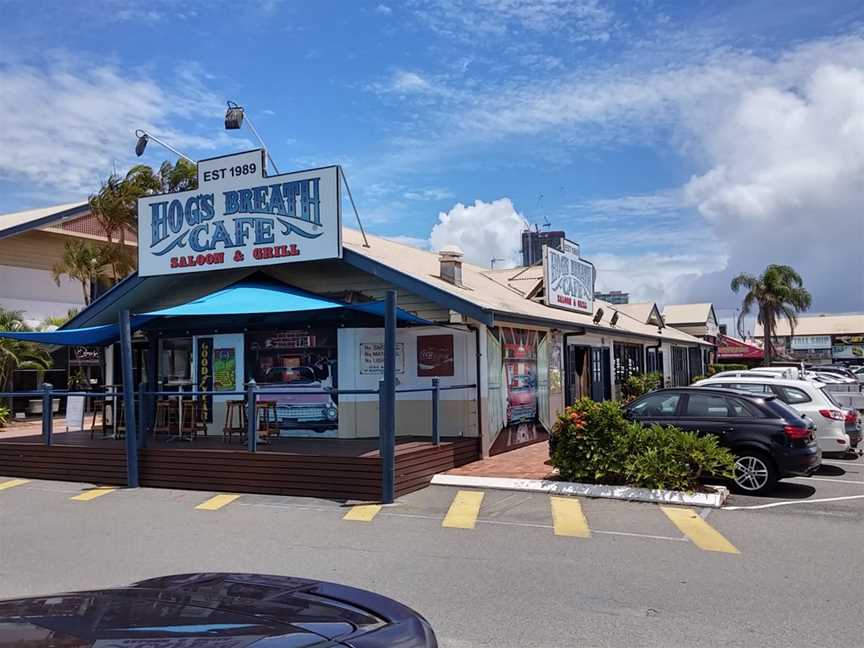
[438,245,464,286]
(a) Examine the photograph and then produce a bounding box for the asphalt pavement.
[1,454,862,648]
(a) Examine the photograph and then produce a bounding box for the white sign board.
[543,243,594,314]
[359,342,405,375]
[137,149,341,277]
[65,394,86,432]
[791,335,832,350]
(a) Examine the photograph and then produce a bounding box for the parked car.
[694,376,860,452]
[625,387,821,494]
[262,366,339,431]
[808,365,859,382]
[0,573,438,647]
[710,368,797,380]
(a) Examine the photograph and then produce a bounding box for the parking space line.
[550,497,590,537]
[343,504,382,522]
[0,479,30,491]
[70,487,116,502]
[799,477,864,485]
[195,494,241,511]
[725,494,864,510]
[442,490,484,529]
[661,506,739,554]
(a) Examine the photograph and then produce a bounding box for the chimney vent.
[438,245,464,286]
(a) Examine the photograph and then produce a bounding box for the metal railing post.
[41,382,53,446]
[431,378,440,446]
[138,382,148,449]
[378,378,394,502]
[119,309,139,488]
[246,380,257,452]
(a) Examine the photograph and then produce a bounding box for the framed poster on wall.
[417,334,454,377]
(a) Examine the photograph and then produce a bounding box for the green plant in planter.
[0,405,10,427]
[621,372,663,402]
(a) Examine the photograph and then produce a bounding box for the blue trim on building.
[0,203,90,241]
[61,272,147,330]
[342,248,494,326]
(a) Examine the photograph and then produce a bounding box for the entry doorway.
[565,345,612,405]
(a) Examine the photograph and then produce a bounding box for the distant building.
[754,313,864,363]
[594,290,629,305]
[521,229,565,266]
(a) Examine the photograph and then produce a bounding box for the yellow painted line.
[70,487,116,502]
[0,479,30,491]
[550,496,590,537]
[661,506,740,554]
[195,494,241,511]
[442,490,484,529]
[343,504,382,522]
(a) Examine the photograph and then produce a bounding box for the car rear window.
[820,387,841,407]
[765,398,806,422]
[773,385,811,404]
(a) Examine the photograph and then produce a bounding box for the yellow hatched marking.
[195,494,241,511]
[70,487,115,502]
[550,497,590,537]
[442,490,484,529]
[343,504,382,522]
[661,506,740,554]
[0,479,30,491]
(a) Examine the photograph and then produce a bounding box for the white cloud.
[429,198,527,268]
[391,70,434,94]
[376,4,392,15]
[404,187,454,201]
[0,57,250,199]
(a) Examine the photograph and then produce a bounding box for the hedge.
[549,398,735,492]
[707,363,749,376]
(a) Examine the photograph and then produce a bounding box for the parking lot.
[1,453,863,648]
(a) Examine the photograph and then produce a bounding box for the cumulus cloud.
[429,198,527,267]
[376,4,392,15]
[0,57,249,199]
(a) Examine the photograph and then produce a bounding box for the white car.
[694,376,859,453]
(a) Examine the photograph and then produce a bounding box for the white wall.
[0,264,84,324]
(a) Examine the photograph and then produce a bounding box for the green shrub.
[621,372,663,401]
[550,398,735,492]
[708,363,748,376]
[0,405,9,427]
[690,375,707,384]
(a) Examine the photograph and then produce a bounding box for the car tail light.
[819,409,846,421]
[844,410,859,423]
[784,425,811,440]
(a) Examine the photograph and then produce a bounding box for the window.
[772,385,811,404]
[728,397,762,417]
[730,383,771,394]
[613,343,644,384]
[684,393,732,417]
[671,346,689,387]
[630,392,681,417]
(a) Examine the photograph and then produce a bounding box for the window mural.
[246,328,339,434]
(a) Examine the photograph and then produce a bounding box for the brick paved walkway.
[445,440,556,480]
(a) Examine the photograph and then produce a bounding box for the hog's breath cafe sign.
[137,149,342,277]
[543,240,594,315]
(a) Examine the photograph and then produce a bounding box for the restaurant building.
[0,150,710,499]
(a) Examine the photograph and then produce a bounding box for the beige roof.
[754,314,864,337]
[662,303,714,325]
[342,229,709,346]
[0,202,89,237]
[481,265,544,297]
[615,302,657,324]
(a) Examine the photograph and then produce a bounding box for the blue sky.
[1,0,862,322]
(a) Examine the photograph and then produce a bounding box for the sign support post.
[380,290,397,504]
[119,309,139,488]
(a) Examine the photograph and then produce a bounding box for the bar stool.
[223,400,246,444]
[153,400,174,439]
[180,399,207,440]
[90,397,109,439]
[257,400,279,442]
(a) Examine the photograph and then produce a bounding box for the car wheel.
[732,451,778,495]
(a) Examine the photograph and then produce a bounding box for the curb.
[430,474,729,508]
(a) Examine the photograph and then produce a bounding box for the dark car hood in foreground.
[0,573,436,647]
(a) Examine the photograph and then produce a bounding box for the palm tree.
[51,241,105,305]
[0,308,52,398]
[731,264,812,364]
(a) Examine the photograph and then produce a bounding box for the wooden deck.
[0,430,479,500]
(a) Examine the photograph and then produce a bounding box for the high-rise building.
[594,290,629,304]
[521,229,565,266]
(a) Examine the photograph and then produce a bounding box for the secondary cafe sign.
[543,241,594,315]
[137,149,342,277]
[790,335,832,350]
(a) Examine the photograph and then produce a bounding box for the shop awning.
[0,279,429,346]
[716,334,764,360]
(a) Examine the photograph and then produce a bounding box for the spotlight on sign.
[134,130,149,157]
[225,101,245,130]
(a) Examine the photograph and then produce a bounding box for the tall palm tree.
[731,264,812,364]
[0,308,52,398]
[51,240,105,305]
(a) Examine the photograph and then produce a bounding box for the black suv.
[625,387,821,494]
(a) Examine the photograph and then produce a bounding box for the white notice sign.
[65,394,86,432]
[359,343,405,374]
[137,149,342,277]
